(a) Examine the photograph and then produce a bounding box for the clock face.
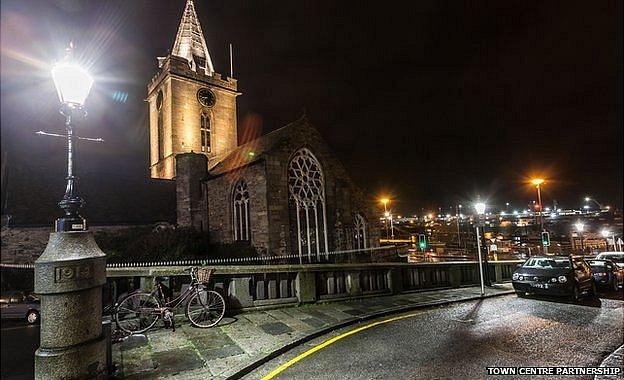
[197,88,216,107]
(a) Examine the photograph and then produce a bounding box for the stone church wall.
[205,161,270,254]
[263,121,380,257]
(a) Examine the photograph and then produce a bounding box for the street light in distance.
[473,201,487,296]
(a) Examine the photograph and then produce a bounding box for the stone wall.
[263,121,380,256]
[203,119,380,257]
[0,225,152,265]
[205,161,270,254]
[176,153,208,231]
[148,55,239,180]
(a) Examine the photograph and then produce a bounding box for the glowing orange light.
[530,178,545,186]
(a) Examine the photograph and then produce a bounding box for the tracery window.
[288,148,328,262]
[200,112,211,153]
[354,213,367,250]
[232,181,250,241]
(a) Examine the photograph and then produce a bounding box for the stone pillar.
[34,231,107,379]
[175,152,208,230]
[387,268,403,294]
[345,271,362,296]
[295,271,317,304]
[448,265,462,288]
[493,264,503,284]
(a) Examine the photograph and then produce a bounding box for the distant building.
[147,0,378,258]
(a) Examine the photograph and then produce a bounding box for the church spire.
[171,0,214,75]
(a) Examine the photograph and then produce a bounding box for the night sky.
[1,0,621,217]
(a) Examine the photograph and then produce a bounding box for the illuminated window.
[354,213,367,250]
[233,181,250,241]
[200,112,211,153]
[288,148,328,262]
[156,90,164,160]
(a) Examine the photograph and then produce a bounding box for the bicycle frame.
[154,278,204,310]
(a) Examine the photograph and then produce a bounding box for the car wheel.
[589,281,597,298]
[572,285,581,301]
[26,310,39,324]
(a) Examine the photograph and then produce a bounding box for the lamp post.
[34,44,108,379]
[574,222,585,254]
[50,57,93,231]
[601,229,616,251]
[380,198,394,239]
[474,201,486,296]
[456,204,462,247]
[584,196,603,211]
[531,178,547,253]
[381,198,389,239]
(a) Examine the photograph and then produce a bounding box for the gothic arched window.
[200,112,211,153]
[157,90,164,159]
[354,213,367,250]
[288,148,328,262]
[232,181,250,241]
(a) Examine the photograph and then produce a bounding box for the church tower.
[147,0,240,179]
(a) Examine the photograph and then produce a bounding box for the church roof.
[210,115,311,176]
[171,0,214,75]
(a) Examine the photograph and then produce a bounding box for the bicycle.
[114,267,226,334]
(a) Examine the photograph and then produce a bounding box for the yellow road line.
[261,311,424,380]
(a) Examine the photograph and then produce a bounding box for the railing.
[101,260,522,311]
[1,259,522,311]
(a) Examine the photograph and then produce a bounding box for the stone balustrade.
[104,260,522,312]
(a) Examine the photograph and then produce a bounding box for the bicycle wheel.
[115,292,161,334]
[186,289,225,328]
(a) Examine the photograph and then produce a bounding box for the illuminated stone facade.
[147,0,239,179]
[149,0,379,258]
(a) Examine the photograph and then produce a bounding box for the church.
[147,0,379,261]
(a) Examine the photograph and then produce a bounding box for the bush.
[94,227,257,263]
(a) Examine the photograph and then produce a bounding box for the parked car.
[512,255,596,300]
[595,252,624,269]
[587,259,624,291]
[0,291,41,324]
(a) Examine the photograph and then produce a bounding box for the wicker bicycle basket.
[196,268,213,284]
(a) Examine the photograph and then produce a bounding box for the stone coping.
[106,260,523,277]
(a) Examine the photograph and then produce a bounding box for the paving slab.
[111,284,514,379]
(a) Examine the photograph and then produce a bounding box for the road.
[0,320,39,380]
[250,293,624,380]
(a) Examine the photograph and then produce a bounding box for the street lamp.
[574,222,585,253]
[474,201,486,296]
[50,49,94,232]
[530,178,545,230]
[380,198,394,239]
[34,43,107,379]
[380,198,390,239]
[601,229,616,251]
[456,204,462,247]
[584,196,603,211]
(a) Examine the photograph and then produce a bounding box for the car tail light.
[558,276,567,283]
[594,272,606,276]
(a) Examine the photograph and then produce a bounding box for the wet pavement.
[0,320,39,380]
[2,287,622,379]
[249,292,624,380]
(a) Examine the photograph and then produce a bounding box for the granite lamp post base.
[34,231,107,380]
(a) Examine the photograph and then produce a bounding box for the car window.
[599,254,624,264]
[523,258,570,269]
